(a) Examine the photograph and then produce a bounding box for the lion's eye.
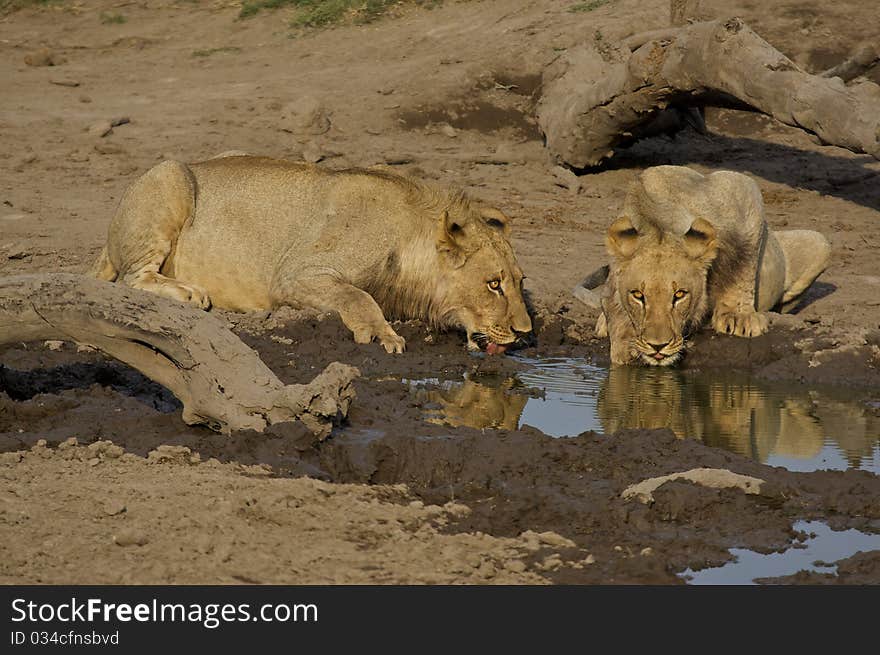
[630,290,644,302]
[488,279,502,292]
[673,289,688,301]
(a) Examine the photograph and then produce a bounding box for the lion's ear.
[480,207,511,235]
[436,210,469,267]
[682,217,718,264]
[605,216,641,260]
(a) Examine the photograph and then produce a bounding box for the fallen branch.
[538,18,880,168]
[821,42,880,83]
[0,273,358,436]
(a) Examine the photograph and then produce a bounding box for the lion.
[586,165,831,366]
[91,155,532,354]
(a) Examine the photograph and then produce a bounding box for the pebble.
[281,96,331,135]
[477,560,497,579]
[438,123,457,138]
[503,559,527,573]
[7,244,32,260]
[49,78,80,87]
[103,500,126,516]
[535,530,576,549]
[24,48,65,67]
[301,141,324,163]
[43,340,64,351]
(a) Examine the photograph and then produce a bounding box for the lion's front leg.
[271,271,406,354]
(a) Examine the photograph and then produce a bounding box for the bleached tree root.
[538,18,880,168]
[0,273,358,436]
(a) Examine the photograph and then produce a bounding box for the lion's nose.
[647,340,671,353]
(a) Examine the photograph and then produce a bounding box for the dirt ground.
[1,0,879,584]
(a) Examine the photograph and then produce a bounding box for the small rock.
[7,244,32,260]
[640,547,654,557]
[103,500,126,516]
[24,48,65,67]
[503,559,527,573]
[551,166,582,195]
[438,123,457,138]
[88,441,124,459]
[57,437,79,450]
[539,554,563,571]
[43,340,64,351]
[408,500,425,509]
[302,141,324,163]
[49,78,80,87]
[535,530,576,549]
[113,529,149,547]
[79,95,92,104]
[477,560,497,579]
[281,96,331,136]
[147,445,193,464]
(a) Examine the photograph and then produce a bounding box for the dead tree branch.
[0,273,358,436]
[538,18,880,168]
[821,42,880,83]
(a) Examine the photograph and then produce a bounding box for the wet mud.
[2,313,878,584]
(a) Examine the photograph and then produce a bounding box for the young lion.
[588,165,830,366]
[91,156,532,354]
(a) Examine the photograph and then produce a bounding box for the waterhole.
[680,521,880,585]
[405,357,880,474]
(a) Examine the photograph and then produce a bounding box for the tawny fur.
[91,156,532,354]
[596,165,831,366]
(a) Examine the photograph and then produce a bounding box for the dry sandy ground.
[1,0,879,584]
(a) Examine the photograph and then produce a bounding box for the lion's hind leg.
[106,160,211,310]
[774,230,832,310]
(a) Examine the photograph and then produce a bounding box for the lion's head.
[604,214,718,366]
[434,205,533,353]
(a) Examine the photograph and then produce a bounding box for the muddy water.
[406,357,880,474]
[681,521,880,585]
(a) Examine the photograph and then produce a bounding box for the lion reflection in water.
[413,377,528,432]
[596,367,877,466]
[413,369,878,467]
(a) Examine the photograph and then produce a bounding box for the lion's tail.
[89,246,118,281]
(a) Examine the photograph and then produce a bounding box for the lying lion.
[91,156,532,354]
[583,165,830,366]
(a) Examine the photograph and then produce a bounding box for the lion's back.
[168,157,418,310]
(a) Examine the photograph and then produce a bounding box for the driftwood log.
[0,273,358,436]
[538,17,880,168]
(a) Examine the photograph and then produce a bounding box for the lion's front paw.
[352,324,406,354]
[378,332,406,354]
[712,309,769,338]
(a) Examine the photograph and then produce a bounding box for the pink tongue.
[486,342,509,356]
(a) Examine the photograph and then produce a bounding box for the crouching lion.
[91,155,532,354]
[585,165,830,366]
